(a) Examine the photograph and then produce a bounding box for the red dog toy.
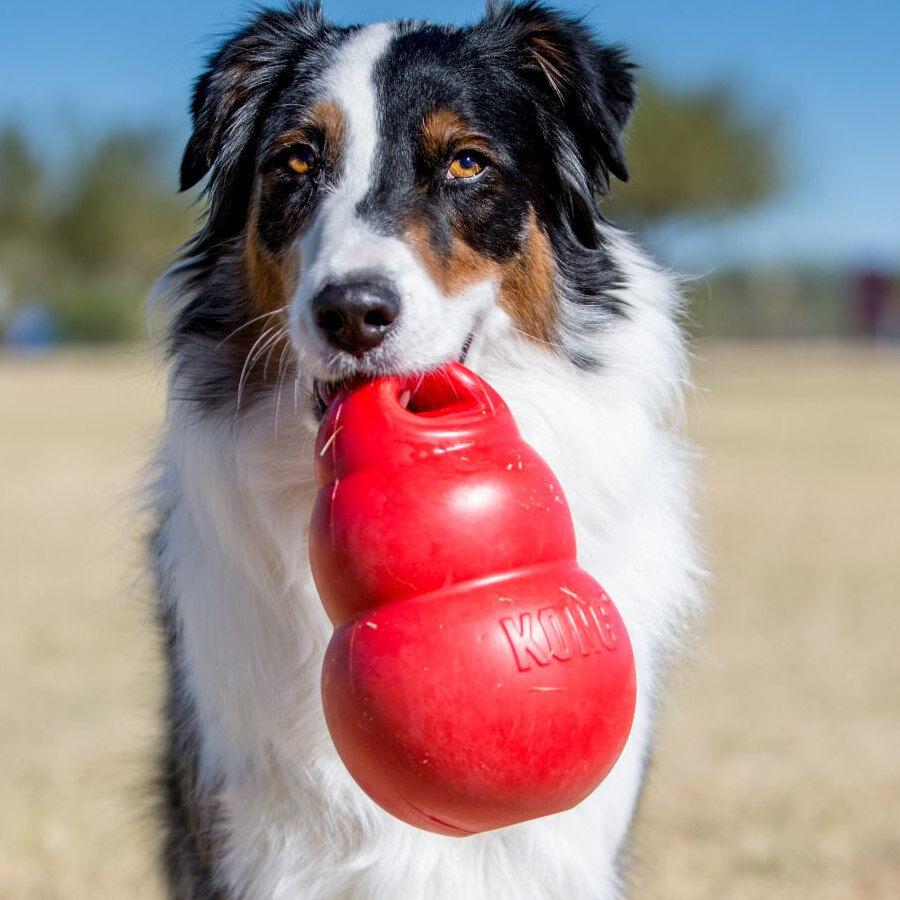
[310,363,635,836]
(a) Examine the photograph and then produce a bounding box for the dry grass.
[1,343,898,898]
[0,350,166,898]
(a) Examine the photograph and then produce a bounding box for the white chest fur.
[156,243,700,899]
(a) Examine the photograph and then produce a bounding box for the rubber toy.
[310,362,636,836]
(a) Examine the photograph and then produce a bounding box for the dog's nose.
[312,280,400,356]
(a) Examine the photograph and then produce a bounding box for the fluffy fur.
[150,3,702,897]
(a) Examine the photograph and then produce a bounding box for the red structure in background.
[852,269,892,338]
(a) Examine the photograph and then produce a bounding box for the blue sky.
[2,0,898,269]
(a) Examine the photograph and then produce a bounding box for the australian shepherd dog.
[150,2,702,896]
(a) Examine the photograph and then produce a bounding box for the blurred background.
[1,1,898,897]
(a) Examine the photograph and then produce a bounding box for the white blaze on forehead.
[289,22,494,380]
[322,23,392,209]
[293,23,394,283]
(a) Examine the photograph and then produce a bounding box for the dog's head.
[174,1,635,408]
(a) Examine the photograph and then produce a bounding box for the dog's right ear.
[180,2,326,192]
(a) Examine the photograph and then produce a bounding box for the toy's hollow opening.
[399,374,483,419]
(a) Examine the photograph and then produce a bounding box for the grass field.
[1,344,899,898]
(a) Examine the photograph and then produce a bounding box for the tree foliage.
[606,78,780,227]
[0,124,194,340]
[0,77,780,341]
[0,127,43,237]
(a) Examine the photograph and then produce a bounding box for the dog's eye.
[285,144,318,177]
[447,150,486,180]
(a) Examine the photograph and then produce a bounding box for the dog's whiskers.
[273,340,295,436]
[236,323,288,415]
[215,305,288,350]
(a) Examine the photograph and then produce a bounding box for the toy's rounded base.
[321,562,636,836]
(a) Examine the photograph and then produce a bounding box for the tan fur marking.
[528,32,574,100]
[270,128,309,153]
[404,210,556,347]
[498,212,557,346]
[244,187,300,316]
[404,219,499,297]
[269,102,347,173]
[420,108,492,162]
[235,233,293,396]
[227,214,293,397]
[244,233,299,315]
[306,100,346,172]
[246,103,346,315]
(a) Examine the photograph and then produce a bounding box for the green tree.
[607,79,780,228]
[0,125,195,341]
[54,130,194,281]
[0,125,43,237]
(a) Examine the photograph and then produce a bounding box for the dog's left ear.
[484,1,636,191]
[180,3,327,194]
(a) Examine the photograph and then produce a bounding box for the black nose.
[312,279,401,356]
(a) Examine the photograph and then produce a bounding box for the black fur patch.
[152,517,228,898]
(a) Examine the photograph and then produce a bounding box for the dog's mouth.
[312,379,340,416]
[312,331,476,418]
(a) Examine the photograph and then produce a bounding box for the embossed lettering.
[565,601,605,655]
[501,594,620,671]
[593,592,618,650]
[538,608,573,661]
[500,614,552,671]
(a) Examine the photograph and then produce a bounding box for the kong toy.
[310,362,636,835]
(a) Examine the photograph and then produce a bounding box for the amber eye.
[285,144,318,176]
[447,150,487,180]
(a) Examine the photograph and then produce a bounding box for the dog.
[150,2,702,896]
